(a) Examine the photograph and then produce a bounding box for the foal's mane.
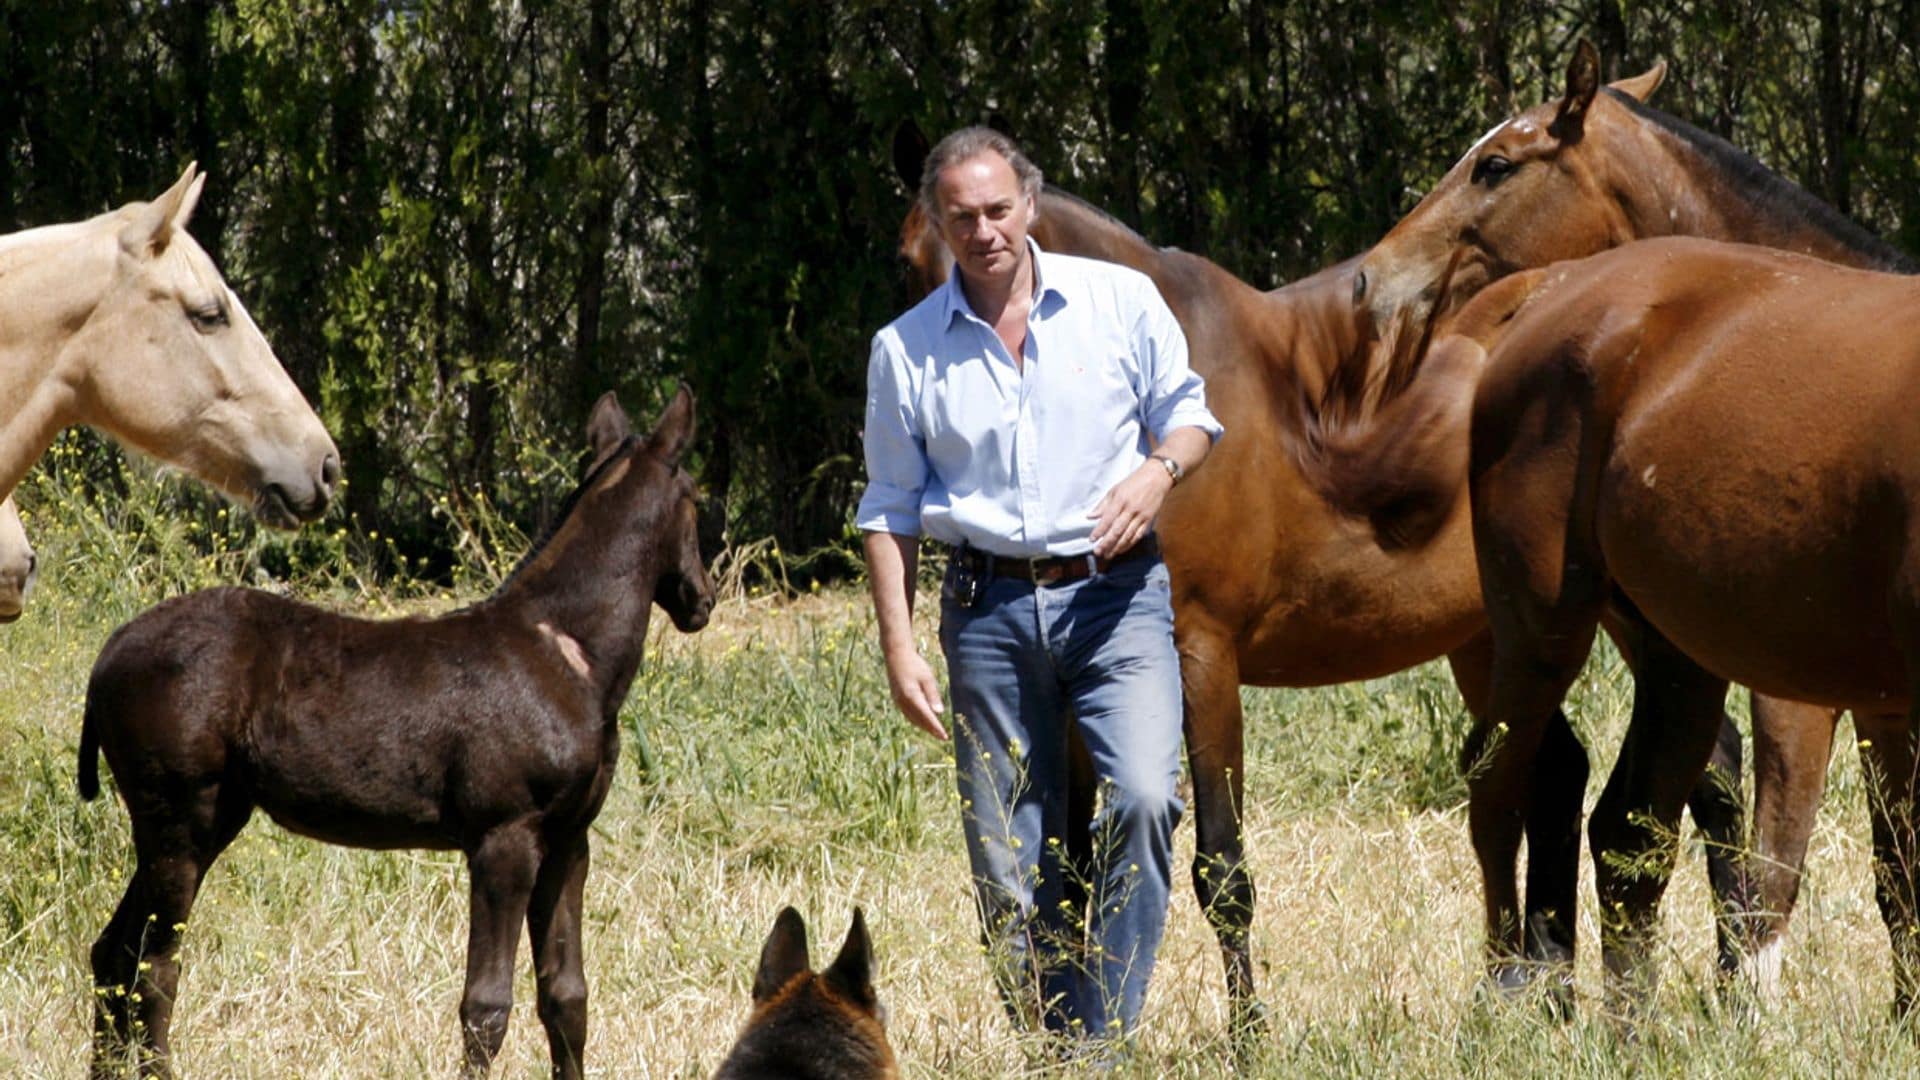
[1606,88,1918,273]
[494,434,646,593]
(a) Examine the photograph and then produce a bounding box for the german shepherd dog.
[714,907,898,1079]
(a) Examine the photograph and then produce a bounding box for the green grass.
[0,454,1915,1076]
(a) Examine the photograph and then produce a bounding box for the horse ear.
[751,907,811,1003]
[821,907,879,1010]
[892,120,929,193]
[1608,59,1667,103]
[586,391,632,471]
[645,384,697,467]
[120,162,202,257]
[1553,39,1602,139]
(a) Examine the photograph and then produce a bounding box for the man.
[857,126,1220,1046]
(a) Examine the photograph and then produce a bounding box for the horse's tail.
[78,692,101,801]
[1294,246,1477,548]
[1300,335,1484,549]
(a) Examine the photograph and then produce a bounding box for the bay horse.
[714,907,897,1080]
[0,164,339,528]
[1423,236,1920,1011]
[1349,39,1918,1000]
[78,388,713,1079]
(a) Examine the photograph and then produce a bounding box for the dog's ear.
[752,907,811,1003]
[822,907,879,1011]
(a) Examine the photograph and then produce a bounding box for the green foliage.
[3,1,1918,578]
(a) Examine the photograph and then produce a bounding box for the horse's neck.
[1614,118,1908,271]
[492,499,658,707]
[1032,199,1163,278]
[0,222,107,497]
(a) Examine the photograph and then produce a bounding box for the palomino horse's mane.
[494,433,649,593]
[0,219,106,267]
[1607,88,1918,273]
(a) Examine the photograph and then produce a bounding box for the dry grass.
[2,495,1918,1076]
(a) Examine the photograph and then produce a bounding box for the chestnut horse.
[0,164,339,528]
[1431,237,1920,1010]
[893,104,1745,1026]
[79,389,713,1079]
[1352,39,1917,1000]
[895,41,1913,1020]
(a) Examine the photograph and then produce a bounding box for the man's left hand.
[1089,460,1174,558]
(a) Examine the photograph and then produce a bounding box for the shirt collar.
[941,237,1067,328]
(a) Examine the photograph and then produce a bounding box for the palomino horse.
[893,123,1738,1026]
[79,389,714,1079]
[1350,40,1916,999]
[0,164,338,531]
[0,498,35,622]
[1422,237,1920,1010]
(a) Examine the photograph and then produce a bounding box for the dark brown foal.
[78,388,714,1079]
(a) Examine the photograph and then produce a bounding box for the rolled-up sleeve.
[855,329,928,536]
[1134,281,1224,444]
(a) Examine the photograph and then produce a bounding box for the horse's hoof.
[1478,963,1574,1019]
[1484,962,1534,997]
[1229,997,1270,1057]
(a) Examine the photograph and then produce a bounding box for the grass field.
[2,462,1918,1077]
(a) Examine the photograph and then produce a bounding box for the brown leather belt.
[957,536,1159,587]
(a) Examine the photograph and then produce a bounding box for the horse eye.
[187,302,229,331]
[1472,155,1515,186]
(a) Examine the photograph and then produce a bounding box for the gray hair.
[917,126,1043,216]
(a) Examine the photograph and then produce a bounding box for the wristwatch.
[1150,454,1183,485]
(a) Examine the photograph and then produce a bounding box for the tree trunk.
[572,0,615,423]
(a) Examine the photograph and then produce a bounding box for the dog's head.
[713,907,898,1079]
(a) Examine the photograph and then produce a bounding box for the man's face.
[931,151,1034,287]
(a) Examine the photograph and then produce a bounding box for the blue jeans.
[939,550,1185,1042]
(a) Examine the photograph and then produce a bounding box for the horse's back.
[1477,238,1920,706]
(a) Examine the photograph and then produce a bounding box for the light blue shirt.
[857,241,1223,558]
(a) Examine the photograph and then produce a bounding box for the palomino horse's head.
[585,387,714,634]
[0,498,34,623]
[1353,41,1668,340]
[72,165,339,528]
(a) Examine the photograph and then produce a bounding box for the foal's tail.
[77,694,101,801]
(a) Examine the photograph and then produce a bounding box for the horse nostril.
[26,553,36,576]
[320,453,342,491]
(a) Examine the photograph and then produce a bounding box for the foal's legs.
[462,824,541,1077]
[1854,710,1920,1016]
[528,834,592,1080]
[1586,621,1729,1005]
[91,781,249,1079]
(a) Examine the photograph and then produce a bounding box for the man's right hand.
[885,647,948,740]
